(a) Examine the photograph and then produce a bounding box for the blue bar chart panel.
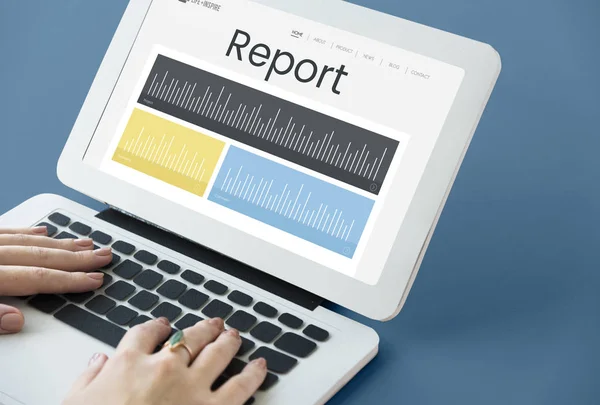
[208,147,375,258]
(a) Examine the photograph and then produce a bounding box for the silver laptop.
[0,0,500,404]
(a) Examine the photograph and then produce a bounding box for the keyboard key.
[202,299,233,319]
[181,270,204,285]
[250,347,297,374]
[259,373,279,391]
[64,291,94,304]
[101,273,113,288]
[253,302,277,318]
[278,313,303,329]
[90,230,112,245]
[29,294,66,314]
[157,260,180,274]
[303,325,329,342]
[224,358,247,377]
[151,302,182,321]
[133,270,163,290]
[48,212,70,226]
[134,250,158,265]
[129,315,152,328]
[228,290,253,307]
[204,280,228,295]
[69,222,91,236]
[55,304,126,348]
[85,295,116,315]
[107,306,138,326]
[128,291,159,311]
[55,231,77,240]
[113,260,142,279]
[105,281,136,301]
[36,222,57,237]
[275,332,317,358]
[237,336,256,356]
[211,375,228,391]
[102,252,121,270]
[175,313,203,330]
[178,289,209,310]
[226,311,257,332]
[250,322,281,343]
[112,240,136,255]
[157,280,187,300]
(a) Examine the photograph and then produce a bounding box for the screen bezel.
[57,0,501,320]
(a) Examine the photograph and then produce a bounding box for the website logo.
[179,0,222,12]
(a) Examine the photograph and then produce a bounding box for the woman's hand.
[0,226,112,334]
[63,317,267,405]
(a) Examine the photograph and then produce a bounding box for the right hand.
[63,317,267,405]
[0,226,112,334]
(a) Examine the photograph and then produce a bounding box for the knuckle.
[129,322,149,336]
[154,356,177,376]
[31,246,48,261]
[209,342,230,358]
[15,234,28,246]
[32,267,48,280]
[230,377,254,394]
[75,250,90,262]
[116,348,138,364]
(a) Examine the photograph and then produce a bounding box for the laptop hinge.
[96,208,324,311]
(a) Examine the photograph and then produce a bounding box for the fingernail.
[227,329,240,338]
[209,317,223,326]
[88,353,102,366]
[0,313,24,333]
[87,272,104,280]
[251,358,267,369]
[156,317,170,326]
[32,226,47,234]
[94,247,112,257]
[74,238,94,247]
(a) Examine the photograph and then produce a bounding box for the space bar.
[54,304,126,348]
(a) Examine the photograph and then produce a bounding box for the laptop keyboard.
[26,211,331,403]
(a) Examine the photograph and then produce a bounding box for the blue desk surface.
[1,1,599,404]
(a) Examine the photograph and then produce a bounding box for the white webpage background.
[84,0,464,284]
[99,46,409,278]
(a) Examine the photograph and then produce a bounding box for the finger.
[192,328,242,382]
[0,266,104,296]
[69,353,109,392]
[0,304,24,335]
[0,227,48,236]
[117,317,172,354]
[0,234,94,252]
[158,318,224,365]
[213,359,267,404]
[0,246,112,271]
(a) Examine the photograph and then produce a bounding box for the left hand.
[0,226,112,334]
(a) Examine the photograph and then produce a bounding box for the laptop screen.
[83,0,464,285]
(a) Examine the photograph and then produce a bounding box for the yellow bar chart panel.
[112,108,225,197]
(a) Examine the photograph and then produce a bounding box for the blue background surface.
[0,1,599,404]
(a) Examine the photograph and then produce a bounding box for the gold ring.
[162,330,193,360]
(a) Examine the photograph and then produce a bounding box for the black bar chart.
[138,54,400,195]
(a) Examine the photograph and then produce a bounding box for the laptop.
[0,0,500,404]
